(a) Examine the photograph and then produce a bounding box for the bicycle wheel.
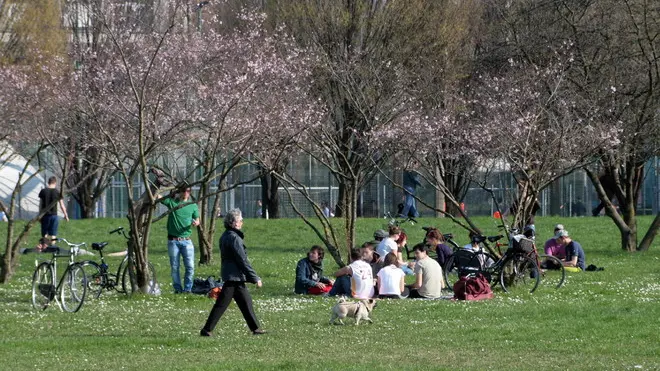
[31,262,55,311]
[115,257,128,294]
[122,261,157,295]
[60,263,87,313]
[80,261,105,299]
[538,255,566,289]
[467,251,498,285]
[499,255,540,294]
[443,255,460,289]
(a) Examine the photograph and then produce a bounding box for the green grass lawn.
[0,216,658,370]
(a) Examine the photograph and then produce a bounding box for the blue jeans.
[400,265,414,276]
[168,239,195,293]
[328,276,351,297]
[41,214,59,237]
[401,186,419,218]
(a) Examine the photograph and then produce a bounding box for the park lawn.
[0,215,658,370]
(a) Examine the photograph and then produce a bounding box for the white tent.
[0,145,45,219]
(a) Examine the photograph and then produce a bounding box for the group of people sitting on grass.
[294,223,588,299]
[294,225,446,299]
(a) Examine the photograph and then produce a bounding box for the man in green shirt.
[161,187,200,293]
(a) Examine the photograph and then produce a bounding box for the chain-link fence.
[10,155,655,220]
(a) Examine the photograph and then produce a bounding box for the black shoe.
[252,329,266,335]
[200,329,213,337]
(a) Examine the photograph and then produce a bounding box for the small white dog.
[329,297,377,325]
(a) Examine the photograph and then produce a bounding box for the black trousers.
[202,281,260,332]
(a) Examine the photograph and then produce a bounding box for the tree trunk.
[435,164,445,218]
[638,212,660,251]
[586,167,638,251]
[197,172,217,265]
[126,206,154,293]
[334,183,344,218]
[268,173,280,219]
[621,202,637,252]
[261,172,281,219]
[342,179,358,261]
[78,189,97,219]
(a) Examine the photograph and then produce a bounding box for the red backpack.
[453,273,494,301]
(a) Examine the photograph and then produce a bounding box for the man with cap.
[556,230,585,272]
[373,229,388,242]
[543,224,567,259]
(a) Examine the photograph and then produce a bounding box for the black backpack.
[191,276,223,295]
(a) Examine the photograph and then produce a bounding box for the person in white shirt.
[329,248,375,299]
[377,253,409,298]
[376,225,401,263]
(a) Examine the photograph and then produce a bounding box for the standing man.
[408,244,443,299]
[201,209,265,336]
[161,187,199,294]
[401,170,422,218]
[38,176,69,240]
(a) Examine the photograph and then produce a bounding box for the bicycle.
[486,232,566,291]
[80,227,158,298]
[384,211,417,227]
[444,233,565,294]
[31,238,88,312]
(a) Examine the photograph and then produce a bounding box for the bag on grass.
[453,273,494,301]
[191,276,223,296]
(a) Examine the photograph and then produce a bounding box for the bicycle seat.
[92,242,109,251]
[443,233,454,240]
[487,235,504,243]
[471,235,487,244]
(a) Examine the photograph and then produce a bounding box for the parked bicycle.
[444,232,565,294]
[31,238,88,313]
[80,227,158,298]
[384,211,417,227]
[484,232,566,291]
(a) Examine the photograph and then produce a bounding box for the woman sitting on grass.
[394,231,415,276]
[425,228,453,268]
[377,253,409,299]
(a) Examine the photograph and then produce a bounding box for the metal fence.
[63,155,660,220]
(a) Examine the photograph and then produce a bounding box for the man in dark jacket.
[294,245,334,295]
[201,209,265,336]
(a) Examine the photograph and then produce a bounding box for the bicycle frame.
[31,239,87,312]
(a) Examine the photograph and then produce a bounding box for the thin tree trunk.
[586,168,636,251]
[434,165,445,218]
[268,173,280,218]
[638,212,660,251]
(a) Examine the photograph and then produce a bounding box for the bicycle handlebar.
[56,238,87,248]
[109,227,124,234]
